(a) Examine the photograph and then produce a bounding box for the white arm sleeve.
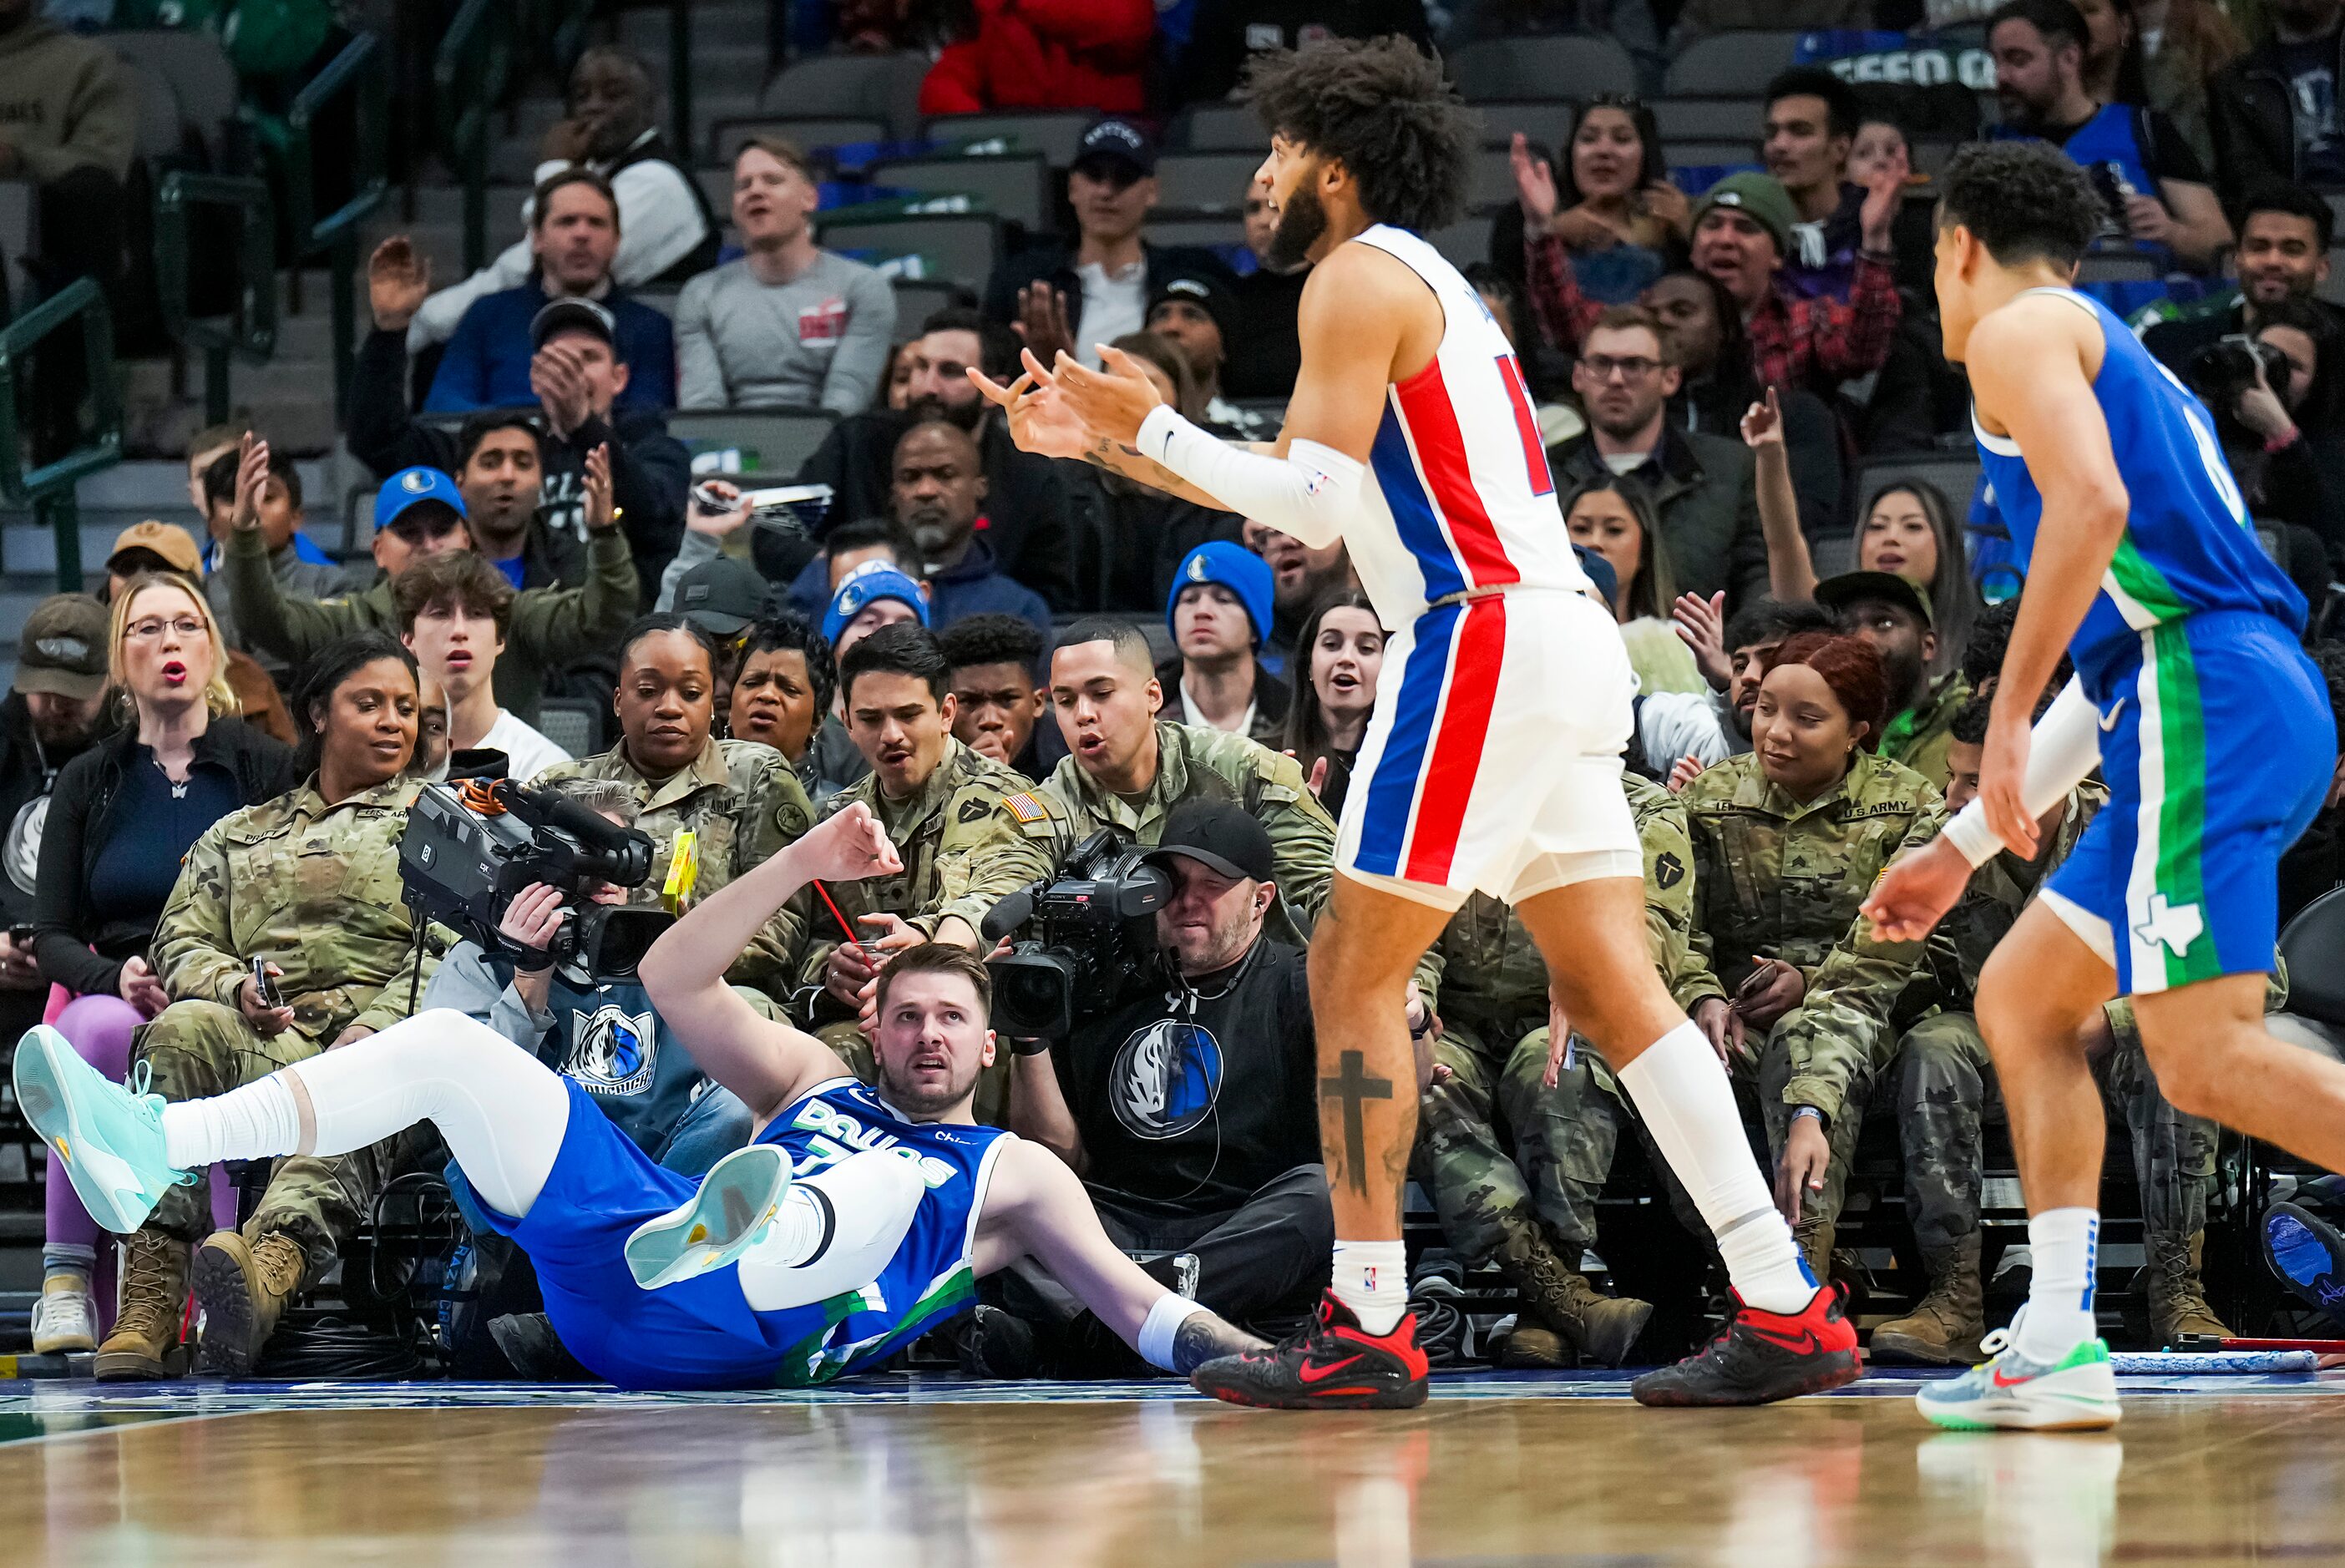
[1136,404,1360,548]
[1941,675,2103,867]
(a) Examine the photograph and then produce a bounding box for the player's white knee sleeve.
[735,1147,926,1314]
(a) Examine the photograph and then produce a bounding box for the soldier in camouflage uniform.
[116,664,448,1381]
[1877,698,2245,1361]
[1417,771,1695,1366]
[1817,572,1969,793]
[1675,690,1945,1278]
[1000,624,1336,946]
[792,625,1050,1125]
[536,616,813,999]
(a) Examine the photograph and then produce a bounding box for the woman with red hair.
[1667,630,1945,1279]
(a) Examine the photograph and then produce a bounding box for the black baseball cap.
[1815,569,1934,629]
[1147,273,1239,343]
[1074,118,1156,180]
[674,554,767,637]
[1142,799,1275,883]
[530,296,618,352]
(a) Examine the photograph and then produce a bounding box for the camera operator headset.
[2187,296,2345,607]
[995,800,1333,1337]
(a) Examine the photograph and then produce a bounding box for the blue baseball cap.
[823,562,930,645]
[377,467,469,531]
[1167,541,1274,647]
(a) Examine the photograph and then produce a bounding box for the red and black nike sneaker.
[1191,1291,1430,1409]
[1629,1283,1862,1407]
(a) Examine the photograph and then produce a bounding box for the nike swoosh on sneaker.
[1299,1354,1366,1383]
[1990,1363,2039,1388]
[1746,1324,1826,1355]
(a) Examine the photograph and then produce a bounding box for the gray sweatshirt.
[675,250,897,415]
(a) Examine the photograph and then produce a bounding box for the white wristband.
[1138,1292,1207,1372]
[1134,403,1361,549]
[1942,676,2104,867]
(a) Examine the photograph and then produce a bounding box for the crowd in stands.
[3,0,2345,1380]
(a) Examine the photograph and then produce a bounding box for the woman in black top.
[25,574,289,1353]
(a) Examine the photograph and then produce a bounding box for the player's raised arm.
[639,804,904,1119]
[1963,297,2130,854]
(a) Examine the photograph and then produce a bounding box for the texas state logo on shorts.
[1110,1020,1223,1140]
[564,1004,658,1097]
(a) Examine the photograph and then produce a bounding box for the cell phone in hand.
[251,956,284,1009]
[7,924,32,948]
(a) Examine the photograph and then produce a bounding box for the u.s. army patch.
[957,797,991,825]
[1654,852,1684,889]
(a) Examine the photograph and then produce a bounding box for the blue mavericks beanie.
[823,563,930,645]
[1166,541,1274,646]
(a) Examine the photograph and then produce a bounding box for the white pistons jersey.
[1345,223,1591,630]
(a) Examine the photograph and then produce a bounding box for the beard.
[907,392,984,432]
[874,1056,978,1117]
[1266,182,1330,273]
[1882,644,1927,713]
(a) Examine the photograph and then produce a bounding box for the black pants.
[993,1164,1335,1367]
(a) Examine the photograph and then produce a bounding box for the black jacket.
[1547,424,1771,610]
[0,693,110,925]
[981,241,1237,348]
[1058,460,1243,613]
[30,717,292,999]
[1153,654,1293,747]
[2209,29,2345,190]
[348,326,691,601]
[788,410,1078,609]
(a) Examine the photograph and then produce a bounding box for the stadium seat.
[869,154,1051,230]
[921,110,1095,166]
[1430,215,1496,271]
[534,698,604,762]
[758,52,929,140]
[711,117,889,168]
[2280,888,2345,1027]
[1154,151,1264,214]
[1466,148,1518,213]
[1663,31,1807,96]
[1665,140,1761,170]
[1651,98,1763,142]
[668,408,841,478]
[1173,103,1264,153]
[1446,35,1638,103]
[1147,214,1247,251]
[2076,250,2161,284]
[107,30,240,164]
[1855,453,1983,513]
[817,211,1001,291]
[634,285,681,321]
[1466,100,1580,153]
[892,278,969,340]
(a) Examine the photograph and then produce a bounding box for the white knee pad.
[736,1148,927,1314]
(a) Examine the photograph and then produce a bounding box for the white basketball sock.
[161,1075,301,1171]
[1329,1239,1409,1334]
[2015,1207,2099,1361]
[1619,1021,1817,1315]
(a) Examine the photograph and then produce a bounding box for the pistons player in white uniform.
[975,37,1857,1409]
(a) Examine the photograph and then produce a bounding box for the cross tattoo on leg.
[1322,1050,1394,1197]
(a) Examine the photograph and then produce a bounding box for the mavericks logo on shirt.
[1110,1020,1224,1139]
[564,1004,659,1096]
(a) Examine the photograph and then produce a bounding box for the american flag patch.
[1002,792,1048,823]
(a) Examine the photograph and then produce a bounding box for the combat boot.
[1496,1228,1654,1368]
[1870,1232,1985,1365]
[94,1229,187,1381]
[192,1230,307,1378]
[2145,1230,2233,1347]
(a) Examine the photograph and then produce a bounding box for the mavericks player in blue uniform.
[1866,140,2345,1429]
[13,804,1264,1389]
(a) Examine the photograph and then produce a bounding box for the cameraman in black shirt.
[2188,296,2345,591]
[994,800,1332,1369]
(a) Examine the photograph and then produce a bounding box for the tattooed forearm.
[1078,434,1227,510]
[1172,1310,1268,1373]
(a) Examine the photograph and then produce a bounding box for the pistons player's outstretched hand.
[967,362,1090,460]
[798,802,904,885]
[1861,836,1973,943]
[1043,344,1166,447]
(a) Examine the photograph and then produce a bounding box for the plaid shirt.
[1524,233,1902,392]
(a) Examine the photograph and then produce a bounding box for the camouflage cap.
[15,593,108,699]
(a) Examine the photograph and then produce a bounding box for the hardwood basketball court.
[0,1368,2339,1564]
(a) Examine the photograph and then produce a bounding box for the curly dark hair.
[936,611,1045,676]
[1243,36,1473,235]
[1937,140,2103,270]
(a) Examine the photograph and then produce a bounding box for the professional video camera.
[2187,333,2292,416]
[980,830,1172,1039]
[398,779,670,977]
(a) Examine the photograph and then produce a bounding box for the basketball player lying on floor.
[15,803,1266,1390]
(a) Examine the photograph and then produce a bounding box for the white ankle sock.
[1329,1239,1409,1334]
[2015,1206,2099,1361]
[160,1075,302,1171]
[1619,1021,1817,1315]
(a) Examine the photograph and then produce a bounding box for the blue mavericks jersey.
[1970,286,2306,694]
[752,1078,1012,1385]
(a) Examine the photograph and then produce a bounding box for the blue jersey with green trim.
[1971,286,2305,695]
[752,1079,1011,1384]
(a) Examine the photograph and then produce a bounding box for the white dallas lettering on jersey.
[788,1097,956,1188]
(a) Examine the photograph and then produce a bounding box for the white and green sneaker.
[623,1143,790,1291]
[1917,1323,2122,1431]
[11,1025,195,1236]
